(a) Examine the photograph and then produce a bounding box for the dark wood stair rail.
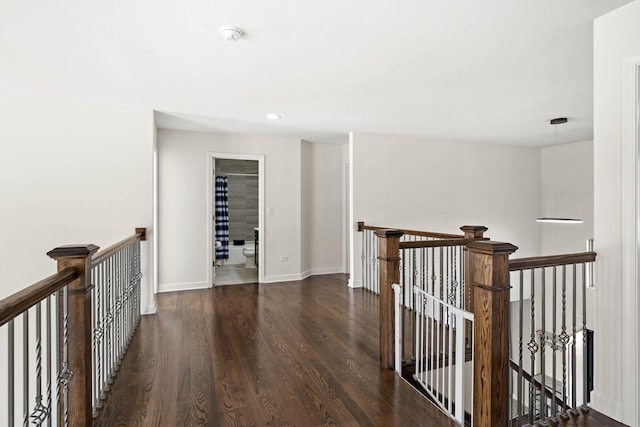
[373,224,489,370]
[509,252,596,271]
[0,228,146,427]
[358,221,466,240]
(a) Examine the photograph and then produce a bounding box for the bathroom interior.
[214,158,259,285]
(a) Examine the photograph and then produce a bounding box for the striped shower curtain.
[215,176,229,260]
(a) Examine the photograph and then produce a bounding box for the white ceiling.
[0,0,632,146]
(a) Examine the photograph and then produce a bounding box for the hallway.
[95,274,454,426]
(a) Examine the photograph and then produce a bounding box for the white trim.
[348,278,363,288]
[141,304,157,315]
[153,144,159,296]
[298,267,345,280]
[348,132,356,288]
[310,267,344,276]
[262,273,306,283]
[344,161,351,275]
[207,152,265,287]
[158,281,209,293]
[591,391,623,420]
[621,54,640,427]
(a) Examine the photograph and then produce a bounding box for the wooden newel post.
[375,229,403,370]
[467,240,517,427]
[460,225,489,313]
[48,244,99,427]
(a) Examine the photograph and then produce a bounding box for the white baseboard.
[348,278,362,288]
[158,281,210,293]
[142,302,157,315]
[590,391,622,421]
[310,267,344,276]
[159,269,346,289]
[263,267,345,284]
[262,273,305,283]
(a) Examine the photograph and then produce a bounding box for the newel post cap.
[460,225,488,238]
[47,244,100,260]
[136,228,147,241]
[467,240,518,256]
[374,229,404,238]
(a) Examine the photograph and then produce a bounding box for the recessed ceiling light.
[266,113,281,120]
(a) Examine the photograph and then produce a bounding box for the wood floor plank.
[95,274,456,426]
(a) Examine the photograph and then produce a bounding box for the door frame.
[207,152,265,286]
[621,57,640,426]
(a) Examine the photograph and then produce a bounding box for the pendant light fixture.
[536,117,584,224]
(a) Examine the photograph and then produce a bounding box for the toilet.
[242,244,256,268]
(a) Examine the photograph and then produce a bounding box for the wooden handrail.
[509,251,596,271]
[357,221,463,239]
[399,237,489,249]
[509,359,569,411]
[1,228,146,426]
[91,228,147,267]
[0,267,78,327]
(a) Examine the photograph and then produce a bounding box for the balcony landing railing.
[358,222,596,427]
[0,228,146,426]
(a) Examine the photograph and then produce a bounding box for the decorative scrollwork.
[58,367,74,387]
[30,402,49,426]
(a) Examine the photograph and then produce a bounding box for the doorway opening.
[207,153,264,286]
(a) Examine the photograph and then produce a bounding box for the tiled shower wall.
[215,159,258,242]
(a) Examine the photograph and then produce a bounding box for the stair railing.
[508,249,596,426]
[390,231,479,424]
[357,221,469,295]
[370,221,518,427]
[0,228,146,426]
[410,283,475,425]
[360,222,597,427]
[358,223,487,370]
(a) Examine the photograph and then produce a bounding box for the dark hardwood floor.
[94,274,455,426]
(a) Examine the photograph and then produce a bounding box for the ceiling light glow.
[536,217,583,224]
[266,113,281,120]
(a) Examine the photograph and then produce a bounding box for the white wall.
[540,141,596,331]
[540,141,594,254]
[349,132,541,287]
[158,130,307,289]
[157,130,345,289]
[593,1,640,423]
[0,96,155,309]
[307,142,345,275]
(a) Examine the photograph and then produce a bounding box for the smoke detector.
[220,26,243,42]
